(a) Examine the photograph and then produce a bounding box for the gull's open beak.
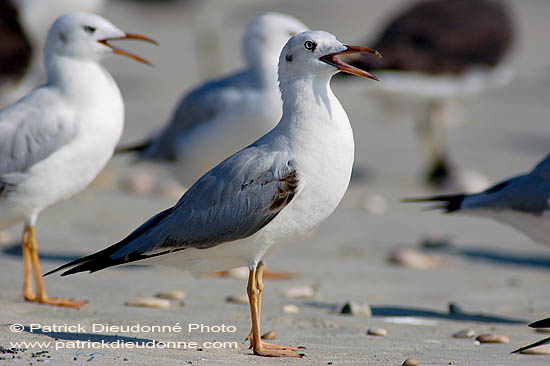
[320,45,381,81]
[98,33,158,66]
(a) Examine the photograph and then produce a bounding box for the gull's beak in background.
[98,33,158,66]
[320,45,381,80]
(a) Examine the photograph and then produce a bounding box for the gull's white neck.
[273,71,355,187]
[45,55,122,106]
[278,72,346,134]
[43,54,124,159]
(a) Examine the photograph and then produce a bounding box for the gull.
[404,154,550,246]
[340,0,514,187]
[46,30,380,356]
[116,12,309,187]
[512,317,550,353]
[0,12,155,307]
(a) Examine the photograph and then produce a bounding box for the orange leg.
[21,226,35,301]
[25,225,86,308]
[245,261,264,345]
[246,263,303,357]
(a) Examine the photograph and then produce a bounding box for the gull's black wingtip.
[43,259,86,277]
[511,337,550,354]
[529,317,550,328]
[401,194,466,213]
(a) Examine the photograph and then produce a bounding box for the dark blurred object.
[341,0,515,189]
[350,0,514,75]
[0,0,32,83]
[0,0,105,108]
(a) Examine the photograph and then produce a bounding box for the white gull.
[47,30,380,356]
[0,12,155,307]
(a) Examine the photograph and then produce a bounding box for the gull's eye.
[83,25,96,34]
[304,40,316,51]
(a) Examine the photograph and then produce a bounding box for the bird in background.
[0,0,106,108]
[116,12,309,188]
[512,317,550,354]
[404,154,550,246]
[0,12,156,307]
[339,0,514,188]
[0,0,32,103]
[46,30,380,357]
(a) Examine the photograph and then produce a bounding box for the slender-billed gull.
[0,12,155,307]
[47,30,379,356]
[404,154,550,246]
[117,12,309,187]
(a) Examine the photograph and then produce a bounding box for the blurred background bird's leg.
[417,99,453,187]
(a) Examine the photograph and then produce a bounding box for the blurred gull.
[404,154,550,246]
[340,0,514,188]
[0,12,155,307]
[0,0,106,108]
[47,30,380,356]
[117,12,309,187]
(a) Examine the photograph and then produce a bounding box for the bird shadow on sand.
[15,325,157,345]
[420,241,550,270]
[1,242,147,270]
[2,242,83,262]
[300,301,526,324]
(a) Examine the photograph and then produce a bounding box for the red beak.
[98,33,158,66]
[319,45,381,80]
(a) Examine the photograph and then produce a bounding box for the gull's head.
[279,30,380,81]
[242,12,309,68]
[44,12,156,65]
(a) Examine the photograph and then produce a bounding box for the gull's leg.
[21,225,35,301]
[417,99,452,186]
[245,261,264,345]
[246,264,303,357]
[27,225,86,308]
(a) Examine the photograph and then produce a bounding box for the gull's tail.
[402,193,466,213]
[115,135,177,162]
[114,138,153,155]
[511,317,550,353]
[44,208,174,277]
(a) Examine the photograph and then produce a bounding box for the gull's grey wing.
[531,153,550,180]
[143,71,254,160]
[0,88,76,188]
[405,154,550,215]
[461,154,550,214]
[46,144,300,276]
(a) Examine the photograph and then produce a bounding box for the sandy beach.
[1,0,549,365]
